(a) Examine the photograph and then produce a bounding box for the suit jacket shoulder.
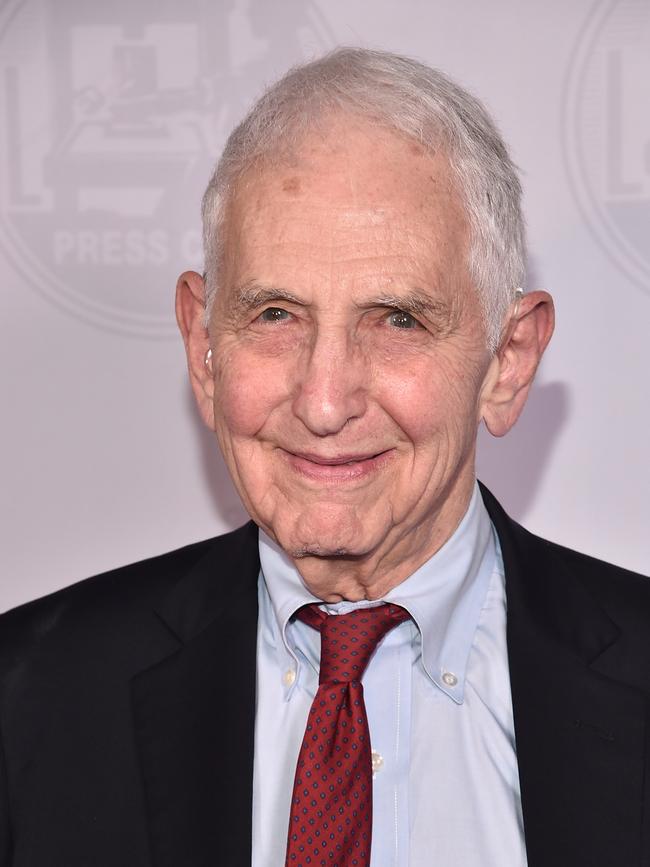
[543,534,650,620]
[0,523,258,679]
[0,521,260,867]
[0,536,204,673]
[480,482,650,630]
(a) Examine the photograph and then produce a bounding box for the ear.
[479,290,555,437]
[175,270,215,431]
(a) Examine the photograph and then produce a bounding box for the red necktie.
[285,603,410,867]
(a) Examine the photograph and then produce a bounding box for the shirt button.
[371,750,384,774]
[442,671,458,687]
[283,669,296,686]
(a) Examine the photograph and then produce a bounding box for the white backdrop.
[1,0,648,613]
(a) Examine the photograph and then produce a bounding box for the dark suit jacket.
[1,485,649,867]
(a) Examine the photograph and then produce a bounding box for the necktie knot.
[296,603,410,684]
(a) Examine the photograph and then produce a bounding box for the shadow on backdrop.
[476,379,571,521]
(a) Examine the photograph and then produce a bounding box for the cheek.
[377,353,483,446]
[213,346,289,437]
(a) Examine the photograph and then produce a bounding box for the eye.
[258,306,291,323]
[386,309,419,329]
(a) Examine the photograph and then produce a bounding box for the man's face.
[207,116,495,592]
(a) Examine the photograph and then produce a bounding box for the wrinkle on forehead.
[219,115,473,311]
[332,208,389,228]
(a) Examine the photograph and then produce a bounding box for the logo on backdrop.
[0,0,334,336]
[564,0,650,298]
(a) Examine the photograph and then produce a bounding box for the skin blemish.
[282,176,302,194]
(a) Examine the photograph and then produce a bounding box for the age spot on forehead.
[282,176,302,195]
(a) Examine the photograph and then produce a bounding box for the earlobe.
[175,270,216,430]
[480,290,555,438]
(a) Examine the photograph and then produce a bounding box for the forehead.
[221,115,469,293]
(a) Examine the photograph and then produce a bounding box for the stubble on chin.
[290,545,353,559]
[268,501,378,560]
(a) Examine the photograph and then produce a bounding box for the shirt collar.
[384,483,496,703]
[258,482,496,705]
[258,530,321,685]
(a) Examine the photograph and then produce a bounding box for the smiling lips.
[285,449,394,482]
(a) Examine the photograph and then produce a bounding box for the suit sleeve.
[0,718,12,866]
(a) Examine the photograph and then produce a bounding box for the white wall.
[1,0,648,613]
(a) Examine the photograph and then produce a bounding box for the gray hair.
[202,47,525,352]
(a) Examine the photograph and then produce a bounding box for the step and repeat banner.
[1,0,648,611]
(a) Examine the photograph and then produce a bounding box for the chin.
[270,504,384,561]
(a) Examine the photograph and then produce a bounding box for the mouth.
[282,448,394,483]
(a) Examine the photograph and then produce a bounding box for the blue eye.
[259,307,290,323]
[387,310,419,329]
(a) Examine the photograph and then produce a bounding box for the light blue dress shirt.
[251,484,527,866]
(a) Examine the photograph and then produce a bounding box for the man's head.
[177,48,554,600]
[202,47,528,354]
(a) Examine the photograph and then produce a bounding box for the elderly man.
[1,47,649,867]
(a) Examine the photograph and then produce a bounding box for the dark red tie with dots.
[285,603,410,867]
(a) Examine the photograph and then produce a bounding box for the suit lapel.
[482,486,647,867]
[131,522,260,867]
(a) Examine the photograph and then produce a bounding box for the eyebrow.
[354,291,452,320]
[229,281,453,323]
[230,282,306,311]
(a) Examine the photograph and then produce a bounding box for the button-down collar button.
[442,671,458,687]
[283,669,296,687]
[371,750,384,774]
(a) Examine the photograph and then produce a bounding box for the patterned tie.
[285,603,410,867]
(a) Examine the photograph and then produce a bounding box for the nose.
[292,327,367,436]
